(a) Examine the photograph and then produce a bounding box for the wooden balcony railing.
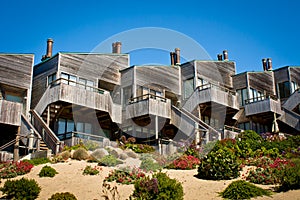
[129,94,167,104]
[196,83,236,96]
[244,95,278,105]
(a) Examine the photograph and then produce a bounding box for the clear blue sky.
[1,0,299,73]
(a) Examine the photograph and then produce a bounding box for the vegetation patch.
[98,155,123,167]
[219,180,271,199]
[82,165,102,175]
[39,165,58,177]
[105,167,146,185]
[0,161,33,178]
[48,192,77,200]
[0,177,41,200]
[23,157,51,166]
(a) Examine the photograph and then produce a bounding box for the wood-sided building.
[31,41,129,152]
[0,54,34,153]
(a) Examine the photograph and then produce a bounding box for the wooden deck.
[183,84,239,112]
[0,100,22,126]
[126,94,171,119]
[244,97,282,116]
[34,79,122,123]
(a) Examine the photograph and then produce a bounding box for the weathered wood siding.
[290,67,300,85]
[31,55,59,108]
[0,100,22,126]
[0,54,34,90]
[59,53,129,86]
[121,67,134,87]
[181,61,195,81]
[233,73,247,90]
[183,87,239,112]
[245,98,282,116]
[274,67,289,83]
[196,61,236,88]
[248,71,276,96]
[126,98,171,119]
[135,66,180,95]
[34,84,121,123]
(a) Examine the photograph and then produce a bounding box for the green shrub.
[98,155,123,167]
[83,140,100,151]
[48,192,77,200]
[123,143,155,153]
[72,147,89,160]
[82,165,101,175]
[278,158,300,191]
[63,142,87,151]
[198,147,241,180]
[39,166,58,177]
[130,172,183,200]
[219,180,271,199]
[23,157,51,166]
[0,178,41,200]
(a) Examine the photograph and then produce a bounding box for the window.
[184,78,194,99]
[57,118,75,139]
[278,81,290,99]
[197,78,208,89]
[291,81,298,94]
[78,78,94,91]
[61,72,76,86]
[47,73,56,86]
[249,88,263,102]
[76,122,93,134]
[237,88,248,106]
[123,86,132,108]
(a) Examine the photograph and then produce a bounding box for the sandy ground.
[1,160,300,200]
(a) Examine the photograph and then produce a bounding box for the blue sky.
[1,0,299,73]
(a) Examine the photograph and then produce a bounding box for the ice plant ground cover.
[0,161,33,178]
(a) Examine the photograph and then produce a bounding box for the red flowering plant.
[244,156,294,185]
[0,161,34,178]
[167,155,200,170]
[104,167,146,185]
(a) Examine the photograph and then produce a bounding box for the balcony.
[183,83,239,112]
[34,78,121,123]
[126,94,171,119]
[0,99,22,126]
[244,96,282,116]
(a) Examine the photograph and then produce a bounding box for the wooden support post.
[47,106,50,126]
[155,116,161,154]
[13,127,20,162]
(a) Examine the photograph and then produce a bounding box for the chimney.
[112,42,122,54]
[262,58,267,71]
[223,50,228,61]
[170,52,175,65]
[175,48,180,65]
[41,38,53,61]
[217,54,223,61]
[267,58,272,70]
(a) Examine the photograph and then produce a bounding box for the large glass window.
[61,72,76,86]
[123,86,132,108]
[57,118,75,139]
[237,88,248,106]
[249,88,263,103]
[79,78,94,91]
[184,78,194,99]
[197,78,208,89]
[76,122,92,134]
[278,81,291,99]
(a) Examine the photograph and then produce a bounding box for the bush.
[48,192,77,200]
[219,180,271,199]
[63,142,87,151]
[23,157,51,166]
[278,158,300,191]
[130,172,183,200]
[0,161,34,178]
[98,155,123,167]
[197,147,241,180]
[123,143,155,153]
[72,147,89,160]
[0,178,41,200]
[105,167,146,184]
[60,151,71,160]
[39,165,58,177]
[167,155,200,170]
[82,165,101,175]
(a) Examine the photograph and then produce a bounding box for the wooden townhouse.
[0,39,299,159]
